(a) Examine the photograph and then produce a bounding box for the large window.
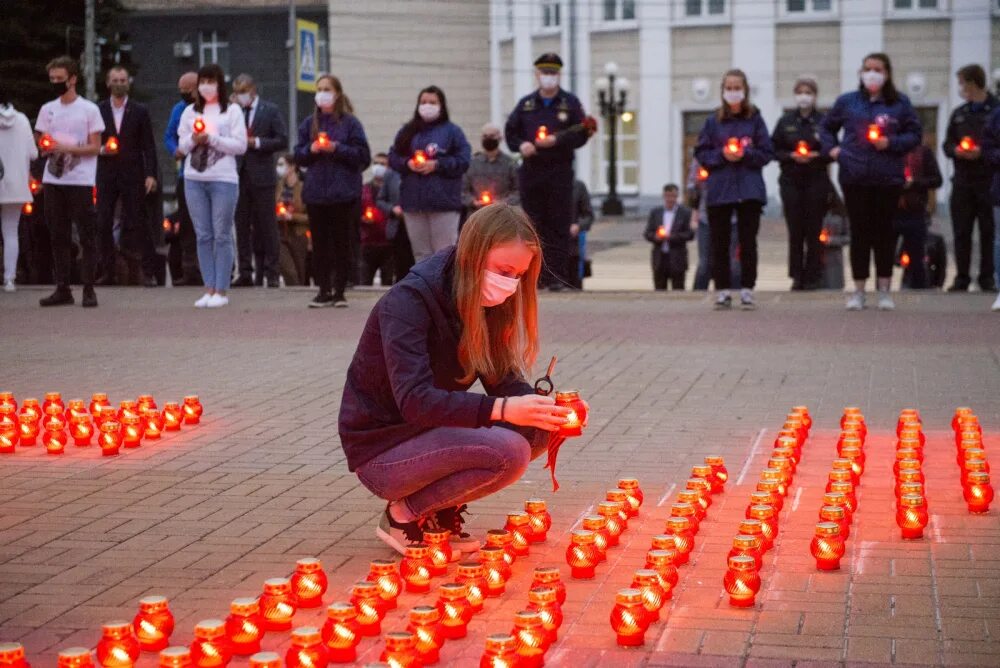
[786,0,832,12]
[597,111,639,195]
[541,0,561,28]
[198,30,229,77]
[684,0,726,17]
[603,0,636,21]
[892,0,938,8]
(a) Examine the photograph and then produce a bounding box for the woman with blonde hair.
[339,204,584,554]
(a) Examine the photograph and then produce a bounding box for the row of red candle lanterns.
[0,392,203,457]
[953,407,993,514]
[722,406,813,608]
[892,409,930,540]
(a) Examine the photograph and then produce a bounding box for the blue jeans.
[185,180,238,291]
[355,426,547,517]
[994,207,1000,287]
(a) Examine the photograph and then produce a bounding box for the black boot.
[40,286,74,307]
[81,286,98,308]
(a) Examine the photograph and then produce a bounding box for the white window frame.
[596,109,639,196]
[198,29,229,79]
[777,0,838,23]
[673,0,731,27]
[534,0,563,36]
[885,0,949,19]
[600,0,638,22]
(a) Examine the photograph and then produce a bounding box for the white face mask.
[722,89,745,105]
[276,163,288,178]
[372,164,387,179]
[861,70,885,93]
[418,103,440,122]
[315,91,335,109]
[481,270,520,307]
[794,93,815,110]
[538,74,559,92]
[198,83,218,101]
[235,92,252,107]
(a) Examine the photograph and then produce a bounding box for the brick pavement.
[0,286,998,666]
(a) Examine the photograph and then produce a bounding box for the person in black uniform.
[505,53,591,290]
[771,77,831,291]
[943,64,998,292]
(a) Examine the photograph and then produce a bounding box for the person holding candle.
[274,154,310,286]
[982,102,1000,311]
[771,77,831,291]
[894,143,942,290]
[462,123,520,215]
[821,52,922,311]
[388,85,471,263]
[359,153,397,286]
[943,64,997,293]
[294,74,371,308]
[694,69,774,310]
[339,204,587,555]
[643,184,694,291]
[374,152,415,283]
[178,63,248,308]
[0,92,37,293]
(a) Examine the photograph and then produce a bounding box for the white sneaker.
[3,280,14,293]
[206,294,229,308]
[846,292,865,311]
[740,288,756,310]
[991,294,1000,312]
[194,293,212,308]
[877,291,895,311]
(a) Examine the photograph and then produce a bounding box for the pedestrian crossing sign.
[296,19,319,92]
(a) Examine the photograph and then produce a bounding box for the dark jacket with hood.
[338,247,535,472]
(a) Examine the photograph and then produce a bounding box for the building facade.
[492,0,1000,207]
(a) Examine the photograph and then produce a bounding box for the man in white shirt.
[34,56,104,307]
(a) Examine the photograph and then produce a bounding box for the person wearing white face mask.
[821,52,922,311]
[274,153,310,286]
[177,63,248,308]
[771,77,832,291]
[338,203,589,555]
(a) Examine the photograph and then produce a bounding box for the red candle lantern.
[895,448,923,472]
[43,391,63,413]
[725,137,741,154]
[413,150,427,166]
[691,464,715,494]
[609,588,649,647]
[366,559,403,610]
[423,528,454,575]
[581,514,610,561]
[19,398,41,422]
[676,490,706,522]
[783,418,806,443]
[959,135,976,151]
[962,449,989,474]
[897,482,924,503]
[630,570,666,624]
[963,459,989,487]
[320,603,361,664]
[670,502,700,534]
[596,501,626,545]
[224,598,263,656]
[810,522,845,571]
[958,439,983,467]
[697,166,709,181]
[617,477,643,515]
[510,610,548,666]
[0,392,15,413]
[524,498,551,542]
[0,419,16,453]
[827,469,853,493]
[97,406,117,428]
[117,400,139,421]
[755,480,784,511]
[896,494,929,539]
[182,396,203,424]
[536,126,549,141]
[478,546,511,597]
[504,511,532,556]
[737,520,767,560]
[964,472,993,513]
[819,505,849,540]
[70,416,94,446]
[480,634,518,668]
[705,455,728,492]
[867,124,881,142]
[286,627,327,668]
[729,534,763,571]
[479,191,493,205]
[772,446,798,472]
[99,420,123,456]
[18,414,39,446]
[795,140,810,156]
[605,490,631,527]
[829,481,858,513]
[952,407,975,430]
[193,117,206,134]
[41,404,65,432]
[527,586,562,645]
[104,136,120,154]
[350,581,384,637]
[566,529,600,579]
[133,595,174,652]
[531,566,567,606]
[163,403,182,431]
[158,647,192,668]
[44,426,67,454]
[401,544,433,593]
[259,577,296,631]
[122,415,143,448]
[379,632,421,668]
[89,393,109,416]
[407,606,444,665]
[136,394,156,411]
[455,561,487,613]
[760,468,787,497]
[790,405,811,429]
[723,555,761,608]
[555,391,587,437]
[650,534,676,552]
[291,557,328,608]
[841,406,865,426]
[189,620,230,667]
[485,529,517,566]
[665,517,695,564]
[140,409,162,440]
[317,131,330,147]
[831,457,859,486]
[247,652,280,668]
[644,549,679,595]
[436,582,473,639]
[767,457,794,486]
[0,643,29,668]
[97,621,141,668]
[58,647,94,667]
[747,505,778,550]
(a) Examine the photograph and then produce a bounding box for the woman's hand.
[873,137,889,151]
[829,146,841,160]
[499,395,573,432]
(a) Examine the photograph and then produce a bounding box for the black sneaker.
[375,505,426,555]
[947,281,970,293]
[231,276,254,288]
[308,291,334,308]
[434,504,481,553]
[979,278,998,293]
[40,287,74,307]
[332,293,348,308]
[81,286,98,308]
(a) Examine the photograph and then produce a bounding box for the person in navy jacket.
[338,204,586,554]
[821,52,922,311]
[294,74,371,308]
[981,104,1000,311]
[388,85,471,263]
[694,69,774,310]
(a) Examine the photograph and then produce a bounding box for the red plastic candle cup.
[582,514,611,561]
[566,529,600,579]
[259,577,296,631]
[755,480,783,511]
[285,626,328,668]
[527,586,563,645]
[407,606,444,665]
[605,490,631,526]
[773,446,798,472]
[697,167,709,181]
[18,413,39,446]
[455,561,488,613]
[867,124,881,142]
[0,421,16,453]
[182,396,203,424]
[224,597,263,656]
[952,407,975,431]
[535,125,549,141]
[317,131,330,147]
[39,134,55,150]
[478,546,511,597]
[962,449,990,474]
[117,400,138,421]
[631,570,666,625]
[366,558,403,610]
[748,505,778,550]
[401,544,433,593]
[247,652,281,668]
[379,631,421,668]
[665,516,695,564]
[43,391,63,413]
[44,428,67,455]
[723,555,761,608]
[413,150,427,166]
[163,403,182,431]
[105,136,120,153]
[795,140,810,156]
[122,415,143,448]
[320,603,361,664]
[959,136,976,151]
[70,416,94,446]
[964,472,993,513]
[89,393,109,416]
[504,511,532,556]
[610,588,649,647]
[767,457,794,486]
[618,477,644,514]
[133,595,174,652]
[596,501,626,544]
[828,481,858,514]
[0,392,16,413]
[760,468,787,497]
[728,534,763,571]
[157,646,193,668]
[671,501,700,534]
[480,191,493,205]
[97,621,141,668]
[726,137,741,154]
[19,397,41,421]
[531,566,567,606]
[896,494,929,539]
[704,455,728,491]
[98,420,122,456]
[810,522,845,570]
[142,409,164,440]
[644,549,679,596]
[58,647,94,667]
[193,118,206,134]
[136,394,156,411]
[436,582,473,639]
[480,633,518,668]
[289,557,327,608]
[555,390,587,437]
[350,581,384,637]
[676,490,706,522]
[650,534,677,552]
[0,643,30,668]
[524,498,552,542]
[485,529,517,566]
[510,610,548,665]
[819,505,850,540]
[190,619,230,668]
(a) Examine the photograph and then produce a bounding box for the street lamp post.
[595,62,629,216]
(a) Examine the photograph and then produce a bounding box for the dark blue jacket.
[693,109,773,207]
[504,88,588,173]
[820,89,922,188]
[981,105,1000,206]
[293,112,371,205]
[338,247,535,472]
[388,121,471,213]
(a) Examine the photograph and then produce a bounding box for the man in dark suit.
[232,74,288,287]
[96,65,159,285]
[644,183,694,290]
